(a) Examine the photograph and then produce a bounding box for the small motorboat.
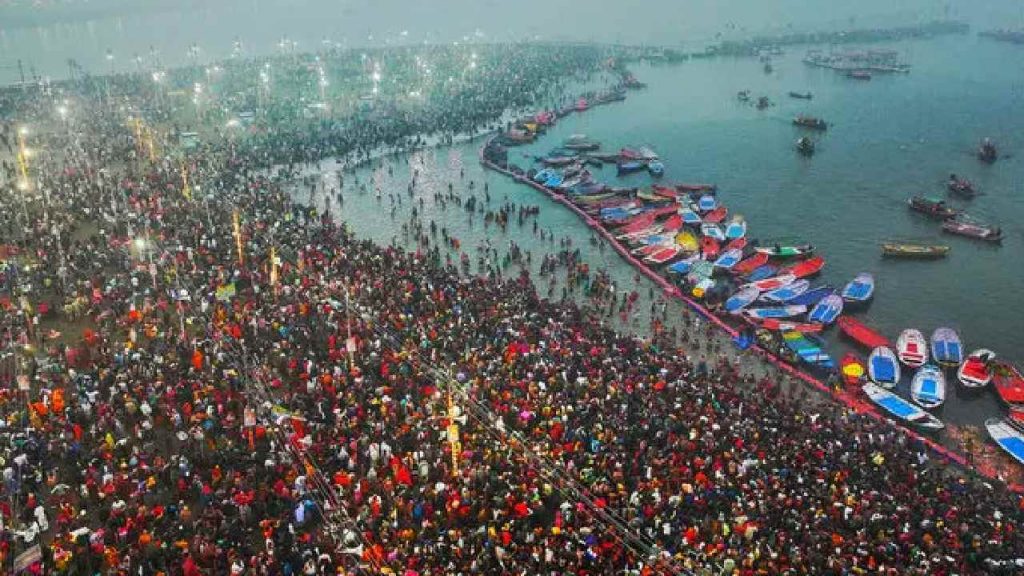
[993,362,1024,414]
[788,91,813,100]
[725,217,747,240]
[862,383,944,430]
[724,285,760,314]
[699,236,721,259]
[896,329,928,368]
[647,161,665,177]
[745,272,796,293]
[986,418,1024,466]
[841,272,875,304]
[792,115,828,131]
[754,243,814,258]
[807,294,843,325]
[761,279,810,303]
[703,206,728,224]
[743,305,808,320]
[978,138,998,164]
[783,255,825,279]
[713,248,744,270]
[907,196,959,220]
[840,353,866,386]
[947,174,976,198]
[782,331,835,370]
[868,346,901,389]
[697,194,717,212]
[880,242,950,259]
[930,327,963,368]
[837,316,891,350]
[796,136,815,156]
[787,285,834,307]
[942,217,1003,243]
[958,349,996,388]
[911,365,946,409]
[617,160,646,175]
[732,252,769,275]
[701,223,726,242]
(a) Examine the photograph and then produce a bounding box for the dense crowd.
[0,42,1022,576]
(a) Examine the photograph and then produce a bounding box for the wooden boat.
[993,362,1024,414]
[732,252,769,275]
[958,349,996,388]
[667,254,700,275]
[697,195,717,212]
[743,305,808,320]
[880,242,950,259]
[563,134,600,151]
[761,279,810,303]
[745,272,796,293]
[792,115,828,131]
[713,248,744,270]
[807,294,843,325]
[704,206,728,224]
[947,174,976,197]
[675,183,717,193]
[840,353,866,385]
[754,243,814,258]
[788,285,834,307]
[841,272,875,304]
[617,160,646,175]
[574,191,619,205]
[930,327,963,368]
[985,418,1024,466]
[700,236,721,259]
[942,218,1003,243]
[788,91,813,100]
[725,218,747,240]
[862,383,944,430]
[757,318,824,333]
[896,329,928,368]
[701,223,726,242]
[911,365,946,409]
[745,264,779,282]
[784,255,825,279]
[675,231,699,253]
[907,196,959,220]
[647,161,665,177]
[978,138,998,164]
[782,331,835,369]
[724,285,761,314]
[868,346,901,389]
[651,184,679,200]
[837,316,891,349]
[646,246,681,264]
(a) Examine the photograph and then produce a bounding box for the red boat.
[704,206,728,224]
[725,237,748,252]
[840,353,866,386]
[757,318,824,333]
[732,252,769,275]
[675,183,718,192]
[700,236,720,259]
[993,362,1024,414]
[837,316,891,350]
[784,256,825,279]
[651,185,679,200]
[575,98,589,112]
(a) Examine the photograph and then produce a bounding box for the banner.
[13,544,42,573]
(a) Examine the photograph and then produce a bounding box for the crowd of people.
[0,41,1023,576]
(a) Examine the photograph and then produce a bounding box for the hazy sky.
[0,0,1021,82]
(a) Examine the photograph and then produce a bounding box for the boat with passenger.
[907,196,958,219]
[942,217,1003,243]
[793,115,828,130]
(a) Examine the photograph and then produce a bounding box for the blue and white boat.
[532,168,556,183]
[986,418,1024,465]
[761,279,810,303]
[863,383,944,430]
[911,365,946,409]
[868,346,901,389]
[931,327,963,368]
[713,248,744,270]
[680,208,702,226]
[701,223,726,241]
[544,173,564,188]
[787,285,834,307]
[808,294,844,324]
[697,194,717,212]
[745,264,778,282]
[743,305,807,320]
[647,160,665,177]
[724,285,760,314]
[841,272,875,304]
[667,254,700,274]
[617,160,645,175]
[725,218,747,240]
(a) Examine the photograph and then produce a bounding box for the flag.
[215,282,236,302]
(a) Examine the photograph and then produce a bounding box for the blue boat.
[761,279,810,303]
[787,285,834,307]
[724,285,760,314]
[667,255,700,274]
[743,305,808,320]
[808,294,844,324]
[930,327,963,368]
[713,248,744,270]
[841,272,875,304]
[532,168,556,183]
[725,219,747,240]
[544,173,564,188]
[697,194,717,212]
[986,418,1024,466]
[680,206,702,225]
[617,161,645,175]
[782,331,835,369]
[868,346,901,389]
[746,264,779,282]
[647,160,665,177]
[863,383,944,430]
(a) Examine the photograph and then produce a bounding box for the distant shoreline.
[0,0,185,30]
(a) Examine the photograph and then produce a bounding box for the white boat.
[863,383,944,430]
[743,305,808,320]
[958,349,996,388]
[910,365,946,409]
[760,279,810,303]
[896,329,928,368]
[868,346,901,389]
[724,285,761,314]
[701,223,726,241]
[986,418,1024,465]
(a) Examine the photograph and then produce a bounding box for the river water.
[293,33,1023,434]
